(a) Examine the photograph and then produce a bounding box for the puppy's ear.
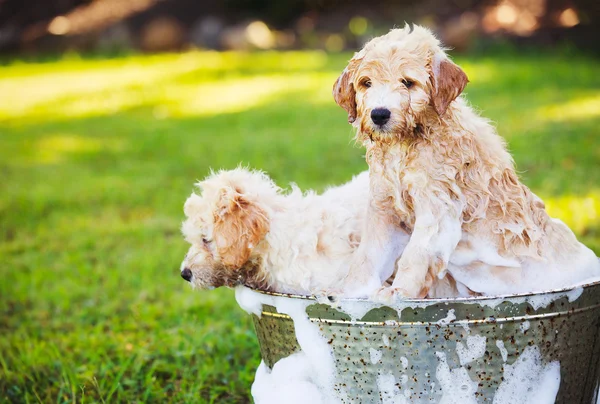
[213,187,269,269]
[430,53,469,116]
[183,193,203,219]
[333,54,364,124]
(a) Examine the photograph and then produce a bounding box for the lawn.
[0,49,599,403]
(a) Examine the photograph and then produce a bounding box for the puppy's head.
[180,169,276,290]
[333,25,468,141]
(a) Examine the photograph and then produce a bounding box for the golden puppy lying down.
[180,168,471,297]
[333,25,600,299]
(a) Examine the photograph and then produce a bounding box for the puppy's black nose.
[371,108,391,126]
[181,267,192,282]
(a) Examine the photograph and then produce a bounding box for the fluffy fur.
[181,168,373,295]
[333,25,600,299]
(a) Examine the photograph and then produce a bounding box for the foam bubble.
[495,340,508,362]
[520,321,530,333]
[400,356,408,369]
[456,335,487,366]
[235,285,264,317]
[338,300,384,321]
[493,345,560,404]
[369,348,382,364]
[436,309,456,325]
[252,355,324,404]
[377,373,408,404]
[435,352,478,404]
[382,334,390,347]
[476,285,586,310]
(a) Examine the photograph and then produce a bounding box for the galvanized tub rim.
[250,278,600,304]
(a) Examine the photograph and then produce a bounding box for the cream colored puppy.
[333,25,600,299]
[180,168,378,295]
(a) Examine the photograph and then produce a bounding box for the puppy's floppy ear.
[333,54,363,124]
[213,187,269,269]
[430,52,469,116]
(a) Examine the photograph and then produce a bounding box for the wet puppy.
[180,168,373,295]
[333,25,600,299]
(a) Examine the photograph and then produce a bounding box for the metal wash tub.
[248,281,600,403]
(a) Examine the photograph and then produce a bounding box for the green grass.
[1,49,599,403]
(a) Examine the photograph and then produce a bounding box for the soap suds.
[436,309,456,325]
[338,300,384,321]
[252,355,324,404]
[377,373,408,404]
[382,334,390,347]
[235,285,265,317]
[369,348,382,364]
[477,286,585,310]
[495,340,508,362]
[400,356,408,369]
[493,345,560,404]
[520,321,530,333]
[435,352,478,404]
[456,335,487,366]
[236,286,341,404]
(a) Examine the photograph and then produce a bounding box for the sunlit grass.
[0,50,599,403]
[544,193,600,236]
[535,94,600,123]
[0,51,331,121]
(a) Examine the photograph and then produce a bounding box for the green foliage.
[0,50,598,403]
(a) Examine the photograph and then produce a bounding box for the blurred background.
[1,0,599,403]
[1,0,599,54]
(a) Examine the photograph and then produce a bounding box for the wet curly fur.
[180,168,373,295]
[333,25,600,299]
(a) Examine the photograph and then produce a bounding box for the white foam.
[235,285,265,317]
[236,286,341,403]
[369,348,382,364]
[337,300,384,321]
[492,345,560,404]
[435,352,479,404]
[520,321,530,333]
[477,286,585,310]
[436,309,456,325]
[400,356,408,369]
[382,334,390,347]
[377,373,408,404]
[495,340,508,362]
[456,335,487,366]
[252,355,324,404]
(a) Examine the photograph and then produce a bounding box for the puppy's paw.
[372,286,411,304]
[372,283,426,303]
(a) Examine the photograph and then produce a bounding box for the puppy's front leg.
[343,204,409,298]
[380,205,462,300]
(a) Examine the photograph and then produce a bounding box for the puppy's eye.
[202,238,210,244]
[402,79,414,89]
[360,78,372,89]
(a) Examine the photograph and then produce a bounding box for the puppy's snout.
[371,108,391,126]
[181,267,193,282]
